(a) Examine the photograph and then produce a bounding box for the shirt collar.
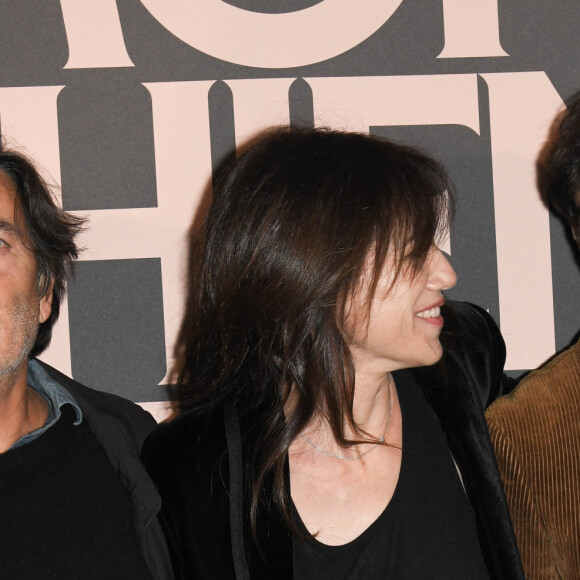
[9,359,83,450]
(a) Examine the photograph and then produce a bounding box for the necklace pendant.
[378,435,385,442]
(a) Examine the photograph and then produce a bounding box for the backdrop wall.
[2,0,579,419]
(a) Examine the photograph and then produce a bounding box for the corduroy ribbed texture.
[486,341,580,580]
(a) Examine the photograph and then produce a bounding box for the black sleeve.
[440,301,515,409]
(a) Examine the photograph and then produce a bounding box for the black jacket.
[142,301,525,579]
[39,361,174,580]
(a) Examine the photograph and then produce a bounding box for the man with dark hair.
[486,93,580,580]
[0,145,172,579]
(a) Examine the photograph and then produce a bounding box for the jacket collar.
[413,347,524,579]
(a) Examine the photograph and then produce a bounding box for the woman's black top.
[293,372,491,580]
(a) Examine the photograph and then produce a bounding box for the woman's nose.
[427,248,457,291]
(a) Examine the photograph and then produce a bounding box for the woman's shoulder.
[142,402,227,471]
[445,300,498,330]
[440,300,512,407]
[442,300,503,352]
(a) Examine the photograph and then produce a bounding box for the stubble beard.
[0,297,39,399]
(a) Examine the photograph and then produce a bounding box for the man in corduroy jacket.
[486,91,580,580]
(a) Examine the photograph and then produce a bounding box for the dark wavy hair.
[178,127,454,538]
[539,90,580,224]
[0,144,85,357]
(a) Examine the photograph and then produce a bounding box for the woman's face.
[344,247,457,374]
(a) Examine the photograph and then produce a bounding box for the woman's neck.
[351,371,393,434]
[288,370,394,446]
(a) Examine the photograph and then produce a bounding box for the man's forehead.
[0,171,28,240]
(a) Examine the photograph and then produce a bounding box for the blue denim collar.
[9,359,83,450]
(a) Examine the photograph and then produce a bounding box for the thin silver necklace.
[299,378,393,461]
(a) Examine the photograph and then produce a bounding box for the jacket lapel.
[411,350,524,579]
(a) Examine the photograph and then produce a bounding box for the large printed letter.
[61,0,134,68]
[59,0,505,68]
[139,0,403,68]
[73,81,214,391]
[480,72,561,369]
[225,78,295,144]
[306,74,480,133]
[438,0,508,58]
[306,73,480,255]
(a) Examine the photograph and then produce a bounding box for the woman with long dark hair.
[142,128,524,579]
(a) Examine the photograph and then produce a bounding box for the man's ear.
[39,279,54,324]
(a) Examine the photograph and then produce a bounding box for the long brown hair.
[178,127,453,539]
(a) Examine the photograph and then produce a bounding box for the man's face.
[0,172,51,389]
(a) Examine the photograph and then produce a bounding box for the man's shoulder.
[34,359,156,447]
[521,340,580,388]
[486,341,580,423]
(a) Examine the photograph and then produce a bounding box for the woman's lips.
[416,304,444,326]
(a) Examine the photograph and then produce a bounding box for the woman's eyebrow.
[0,220,22,236]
